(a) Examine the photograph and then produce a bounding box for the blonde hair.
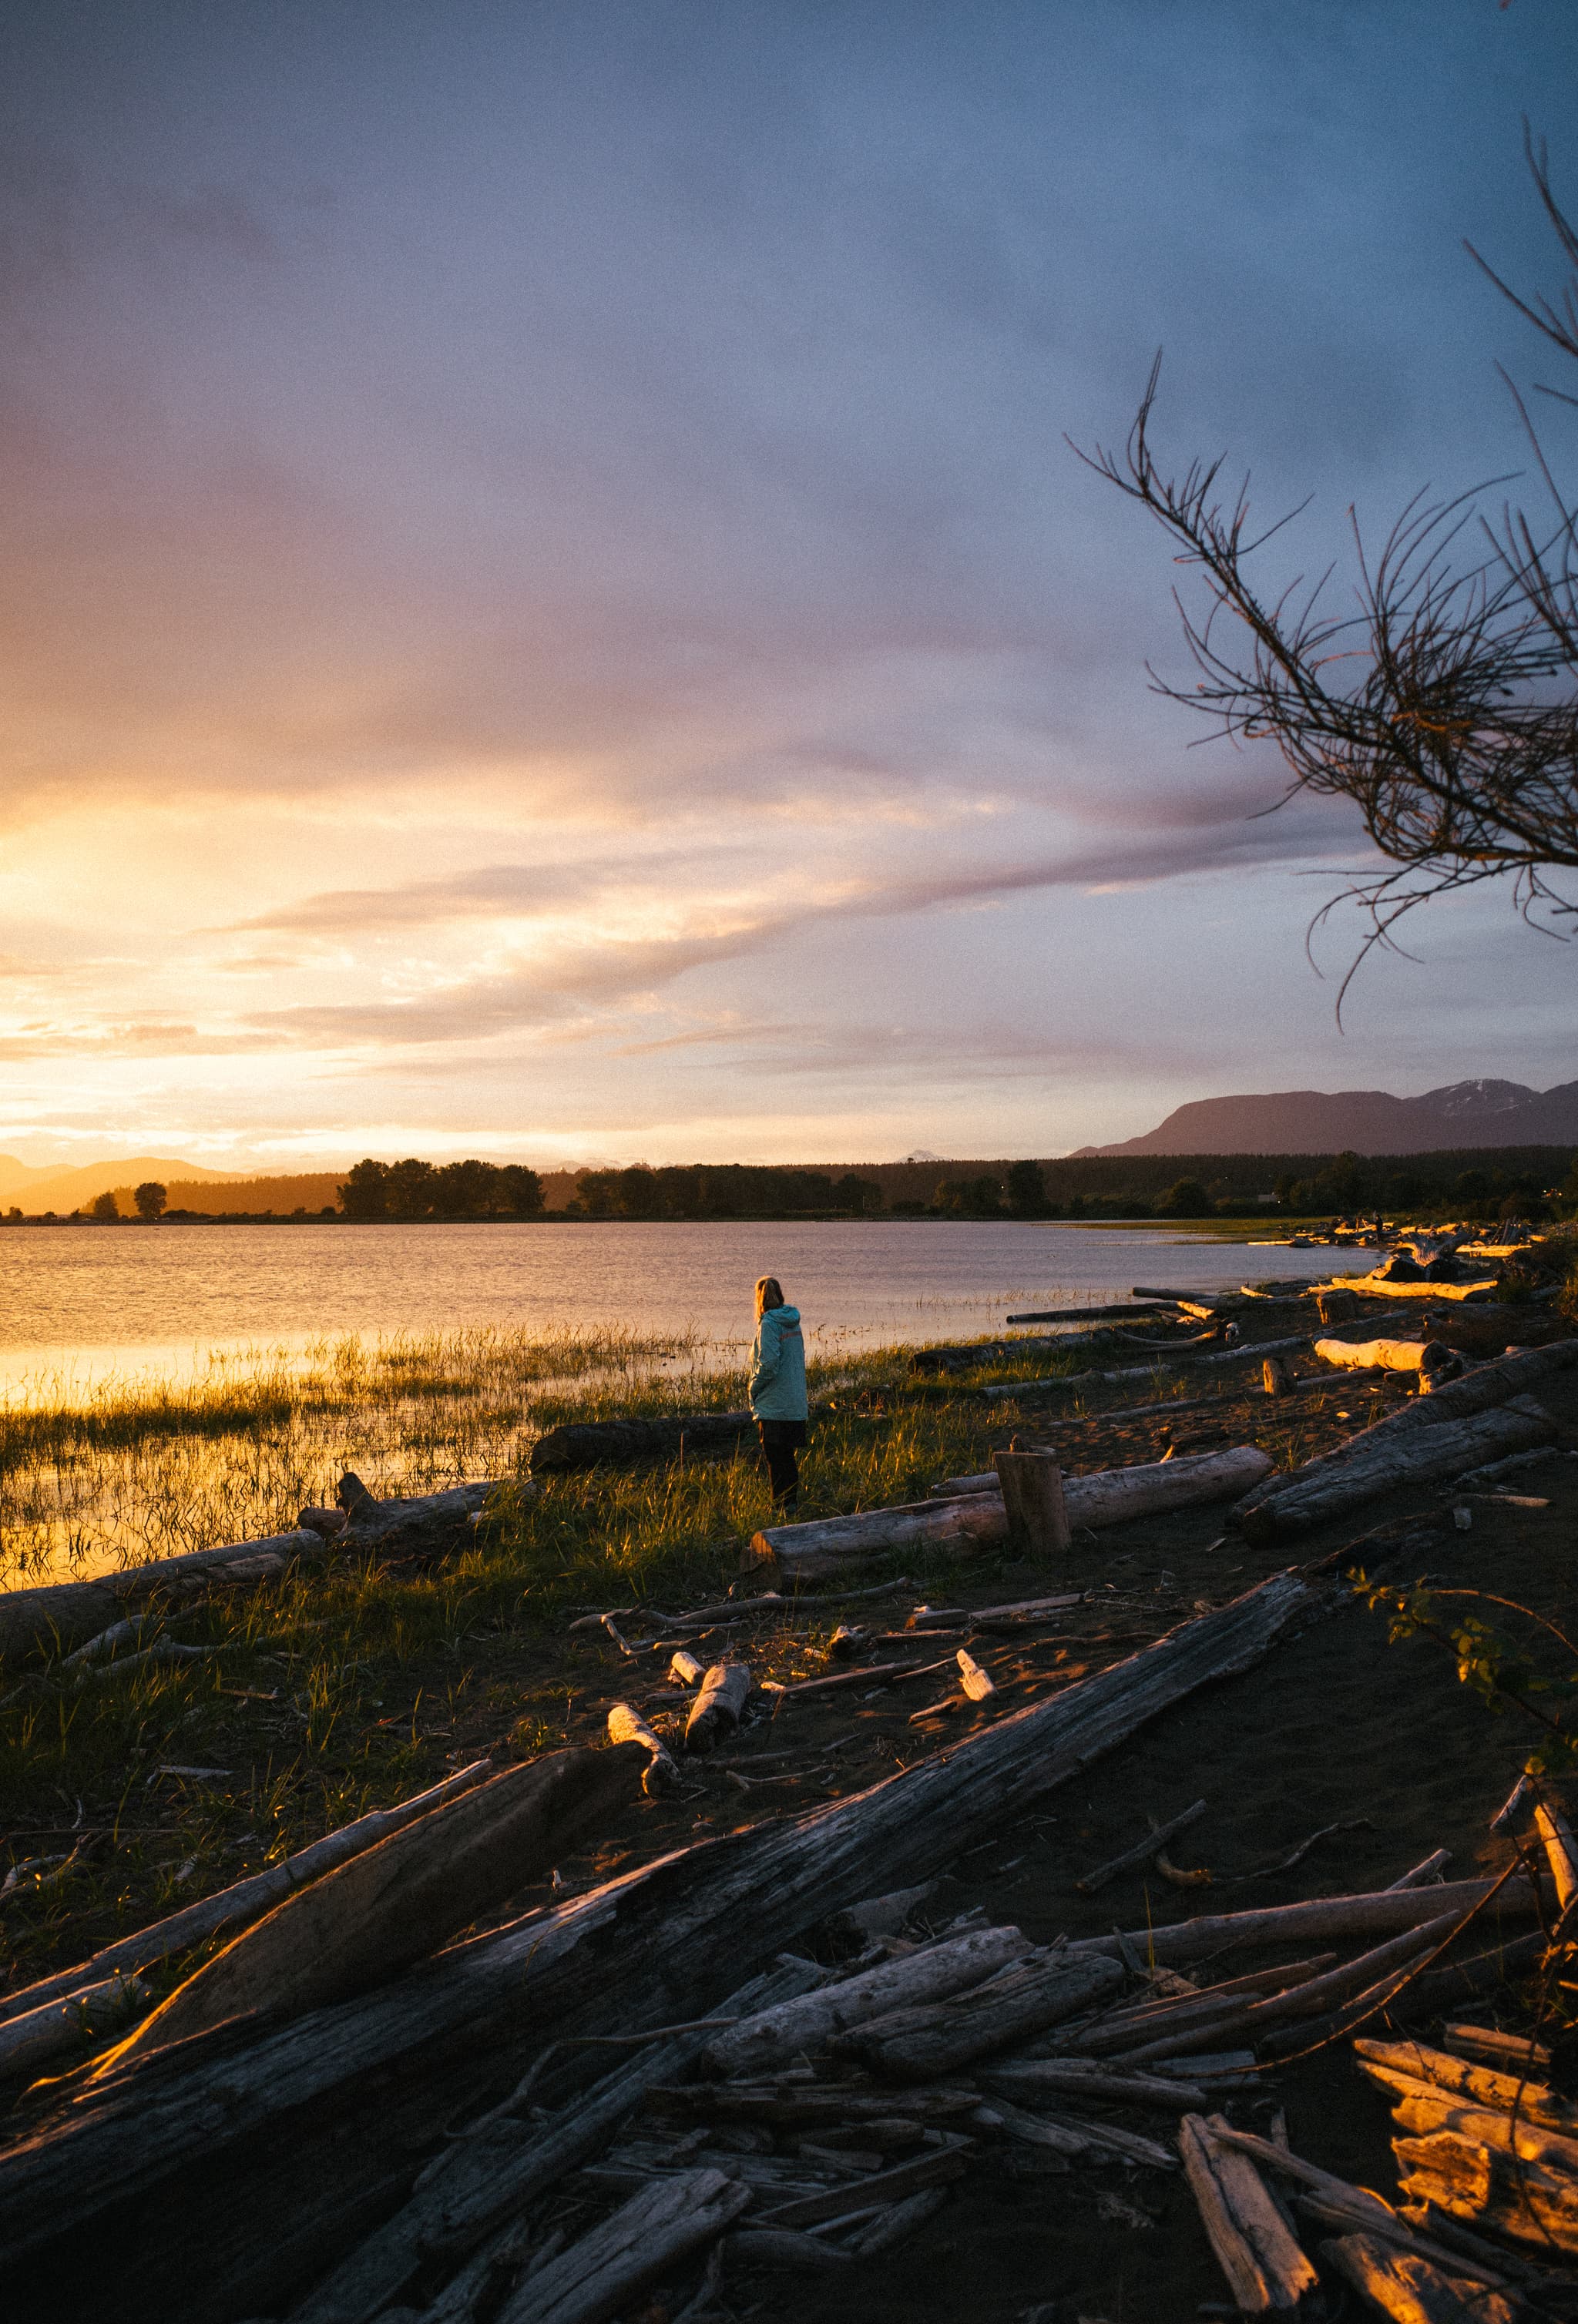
[754,1275,785,1317]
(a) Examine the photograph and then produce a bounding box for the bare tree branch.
[1073,132,1578,1017]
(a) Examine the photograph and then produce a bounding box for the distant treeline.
[119,1174,347,1217]
[45,1142,1573,1226]
[568,1165,883,1219]
[555,1146,1578,1221]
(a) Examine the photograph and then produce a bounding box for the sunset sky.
[2,2,1576,1169]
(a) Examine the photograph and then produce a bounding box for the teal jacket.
[749,1303,807,1421]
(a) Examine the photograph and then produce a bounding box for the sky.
[1,0,1576,1170]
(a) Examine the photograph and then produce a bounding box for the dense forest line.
[20,1144,1573,1224]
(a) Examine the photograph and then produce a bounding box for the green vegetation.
[338,1158,545,1220]
[0,1316,1234,1987]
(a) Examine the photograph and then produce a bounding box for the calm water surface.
[0,1219,1366,1395]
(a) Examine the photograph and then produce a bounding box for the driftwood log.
[529,1413,755,1476]
[1066,1877,1537,1970]
[495,2168,754,2324]
[102,1746,648,2065]
[1179,2111,1317,2312]
[683,1663,751,1752]
[701,1925,1029,2078]
[835,1949,1124,2080]
[1319,2231,1519,2324]
[606,1705,681,1796]
[1393,2128,1578,2255]
[0,1481,500,1665]
[1329,1274,1497,1303]
[0,1574,1317,2322]
[1314,1335,1450,1375]
[749,1445,1275,1578]
[0,1758,499,2027]
[978,1333,1311,1402]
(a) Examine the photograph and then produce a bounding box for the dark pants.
[757,1418,807,1512]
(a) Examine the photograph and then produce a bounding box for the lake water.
[0,1219,1368,1396]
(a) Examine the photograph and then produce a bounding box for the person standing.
[748,1274,807,1513]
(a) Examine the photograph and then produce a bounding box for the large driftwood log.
[1235,1400,1559,1543]
[1314,1336,1450,1374]
[702,1925,1030,2078]
[337,1480,504,1564]
[748,1446,1275,1578]
[0,1575,1319,2324]
[0,1527,327,1665]
[0,1759,499,2027]
[102,1746,648,2065]
[495,2168,754,2324]
[0,1482,500,1666]
[835,1950,1124,2080]
[529,1414,755,1476]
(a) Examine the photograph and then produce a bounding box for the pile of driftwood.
[0,1552,1565,2324]
[0,1572,1325,2319]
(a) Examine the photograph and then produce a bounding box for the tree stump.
[992,1453,1070,1562]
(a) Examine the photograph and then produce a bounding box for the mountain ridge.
[1075,1078,1578,1158]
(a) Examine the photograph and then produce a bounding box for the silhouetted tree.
[1006,1160,1047,1216]
[1079,132,1578,1004]
[133,1181,166,1221]
[1159,1176,1212,1218]
[88,1192,119,1222]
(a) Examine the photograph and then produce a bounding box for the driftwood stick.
[1113,1908,1468,2064]
[955,1650,995,1703]
[1177,2115,1277,2312]
[1392,2128,1578,2256]
[1387,1849,1451,1890]
[1075,1800,1207,1895]
[0,1759,499,2028]
[983,2058,1211,2108]
[1353,2039,1577,2134]
[1535,1799,1578,1916]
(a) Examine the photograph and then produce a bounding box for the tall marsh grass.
[0,1322,710,1586]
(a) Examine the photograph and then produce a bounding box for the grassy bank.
[0,1314,1348,1999]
